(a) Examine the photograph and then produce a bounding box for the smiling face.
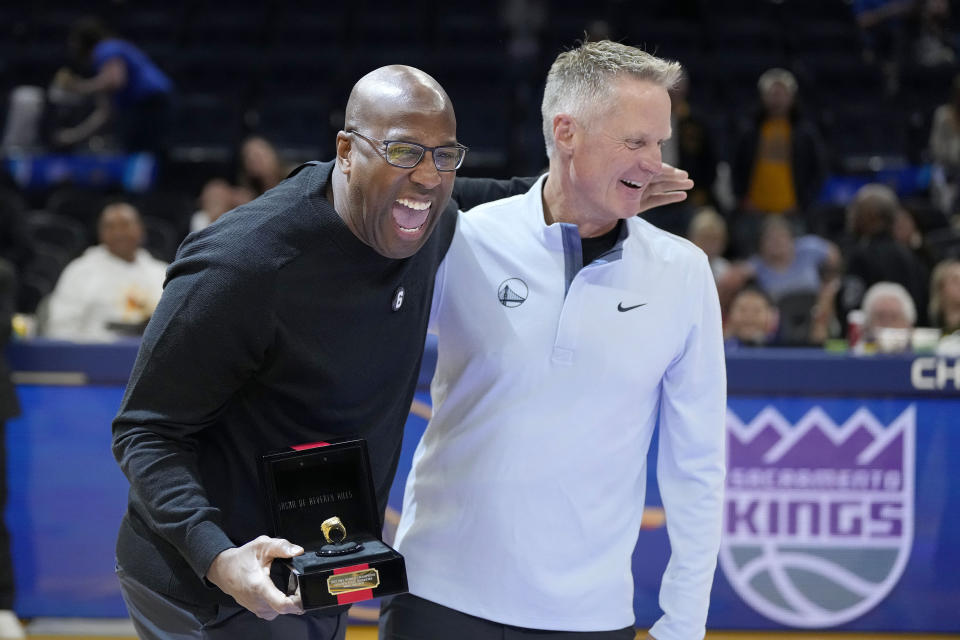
[98,203,143,263]
[335,68,458,260]
[562,77,671,229]
[728,289,776,344]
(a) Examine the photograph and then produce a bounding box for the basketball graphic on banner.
[719,405,915,628]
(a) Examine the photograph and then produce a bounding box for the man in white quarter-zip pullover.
[381,41,726,640]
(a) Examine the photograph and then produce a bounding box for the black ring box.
[261,437,408,610]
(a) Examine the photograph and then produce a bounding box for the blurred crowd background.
[0,0,959,354]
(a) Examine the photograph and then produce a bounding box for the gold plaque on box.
[327,568,381,595]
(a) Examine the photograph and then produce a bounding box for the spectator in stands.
[731,68,826,254]
[664,73,718,209]
[687,206,752,321]
[913,0,956,66]
[745,216,841,303]
[839,183,930,326]
[45,202,167,341]
[237,136,289,196]
[724,285,778,349]
[0,177,41,313]
[688,206,730,282]
[893,207,921,249]
[51,17,174,156]
[189,178,250,232]
[0,86,45,153]
[860,281,917,351]
[893,206,938,271]
[929,258,960,334]
[929,74,960,216]
[721,218,841,345]
[852,0,916,94]
[0,260,23,640]
[0,187,34,286]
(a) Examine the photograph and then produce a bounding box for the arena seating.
[0,0,957,315]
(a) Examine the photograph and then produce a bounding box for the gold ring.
[321,516,347,544]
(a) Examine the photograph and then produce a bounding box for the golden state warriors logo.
[497,278,528,308]
[720,406,915,628]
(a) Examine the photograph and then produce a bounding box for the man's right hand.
[635,163,695,214]
[206,535,305,620]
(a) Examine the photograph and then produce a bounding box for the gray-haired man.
[380,41,725,640]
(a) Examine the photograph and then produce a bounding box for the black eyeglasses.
[347,130,468,172]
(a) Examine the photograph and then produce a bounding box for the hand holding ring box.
[260,438,408,610]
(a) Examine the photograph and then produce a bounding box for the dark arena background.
[1,0,959,638]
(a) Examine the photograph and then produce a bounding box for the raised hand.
[637,163,694,214]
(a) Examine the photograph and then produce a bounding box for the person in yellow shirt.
[732,68,826,253]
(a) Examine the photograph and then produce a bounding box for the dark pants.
[117,565,346,640]
[379,594,636,640]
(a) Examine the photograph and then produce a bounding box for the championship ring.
[321,516,347,544]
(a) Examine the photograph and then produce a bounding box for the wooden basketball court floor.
[17,617,960,639]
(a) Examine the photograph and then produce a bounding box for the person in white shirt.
[45,201,167,341]
[381,41,726,640]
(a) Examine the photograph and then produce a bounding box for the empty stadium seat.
[23,211,89,258]
[777,290,819,346]
[141,215,181,263]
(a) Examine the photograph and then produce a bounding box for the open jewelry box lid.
[261,437,381,550]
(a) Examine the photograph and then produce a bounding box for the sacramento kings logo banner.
[719,405,915,628]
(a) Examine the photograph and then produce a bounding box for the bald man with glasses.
[112,64,475,640]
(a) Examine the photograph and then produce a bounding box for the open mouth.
[620,178,645,190]
[393,197,431,235]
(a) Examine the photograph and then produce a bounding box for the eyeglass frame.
[346,129,468,172]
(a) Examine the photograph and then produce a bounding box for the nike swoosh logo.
[617,302,647,312]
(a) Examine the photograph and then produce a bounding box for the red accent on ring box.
[333,563,373,604]
[291,442,330,450]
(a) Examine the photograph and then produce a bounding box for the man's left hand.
[206,536,305,620]
[636,163,694,214]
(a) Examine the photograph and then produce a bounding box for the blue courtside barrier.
[5,339,959,631]
[3,153,157,193]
